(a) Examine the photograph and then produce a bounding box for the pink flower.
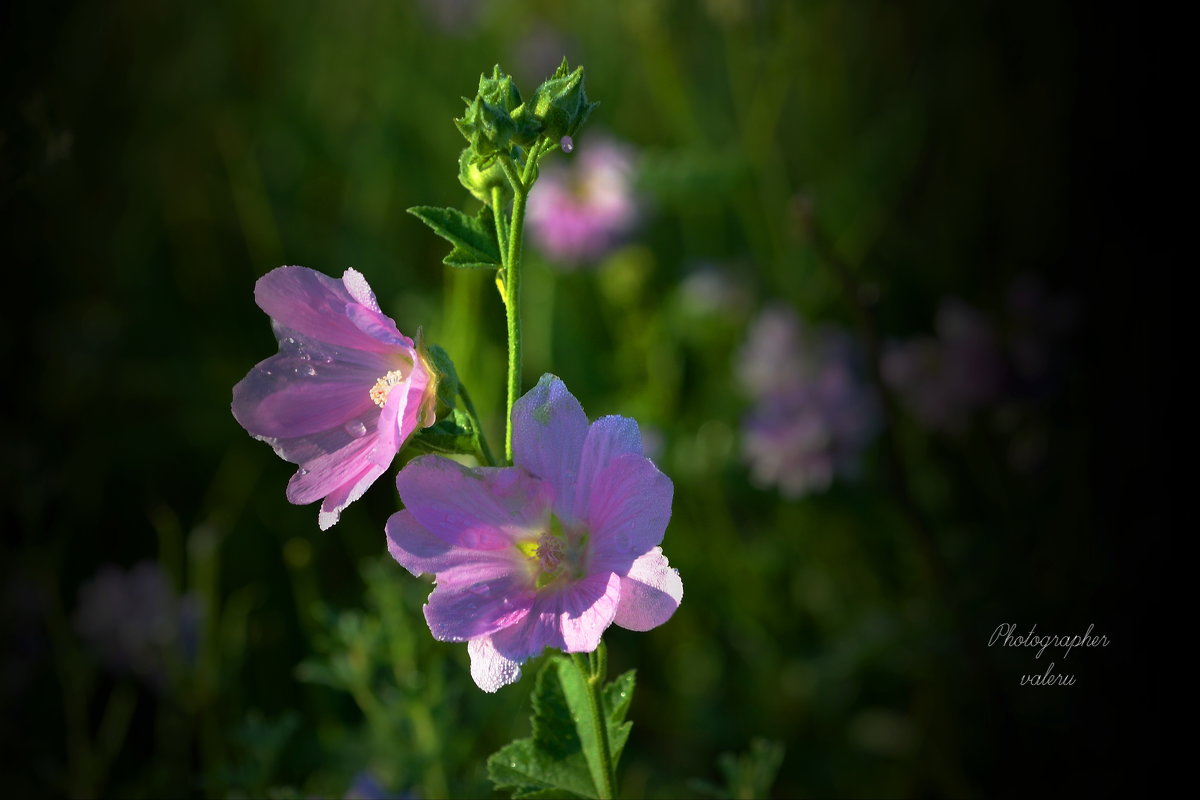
[526,137,639,266]
[385,374,681,692]
[232,266,436,530]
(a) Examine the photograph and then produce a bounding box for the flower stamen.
[369,369,406,407]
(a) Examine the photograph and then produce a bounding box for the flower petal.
[232,354,380,439]
[285,432,389,505]
[613,547,682,632]
[254,266,399,353]
[395,456,553,550]
[424,570,535,642]
[316,459,387,530]
[573,415,642,519]
[340,268,380,311]
[468,636,523,693]
[512,374,589,521]
[587,453,674,574]
[557,572,622,652]
[489,572,621,662]
[398,359,436,439]
[346,303,414,349]
[387,510,521,576]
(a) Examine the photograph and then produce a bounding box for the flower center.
[369,369,406,407]
[517,515,588,589]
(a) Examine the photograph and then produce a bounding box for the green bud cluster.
[454,59,598,173]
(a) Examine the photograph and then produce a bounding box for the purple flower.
[344,770,400,800]
[385,375,681,692]
[232,267,437,529]
[738,306,879,498]
[73,561,200,689]
[882,298,1007,433]
[526,137,639,266]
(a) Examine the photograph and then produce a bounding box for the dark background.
[1,1,1164,797]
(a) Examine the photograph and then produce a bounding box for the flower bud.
[528,58,598,143]
[458,146,517,207]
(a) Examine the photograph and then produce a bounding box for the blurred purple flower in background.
[882,299,1008,434]
[882,277,1079,441]
[232,267,437,530]
[526,137,639,266]
[73,561,200,690]
[386,375,680,692]
[738,305,879,498]
[343,770,404,800]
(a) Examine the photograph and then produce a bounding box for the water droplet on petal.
[344,420,368,438]
[303,365,317,376]
[560,135,574,153]
[298,468,310,476]
[469,584,489,596]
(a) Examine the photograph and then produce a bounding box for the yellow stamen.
[369,370,406,407]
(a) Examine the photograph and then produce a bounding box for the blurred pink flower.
[386,374,681,692]
[526,137,639,266]
[738,305,879,497]
[232,267,436,529]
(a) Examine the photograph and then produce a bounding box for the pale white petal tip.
[468,637,523,693]
[317,507,340,531]
[341,268,379,310]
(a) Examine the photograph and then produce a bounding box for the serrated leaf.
[488,656,637,799]
[408,205,502,269]
[604,669,636,724]
[488,659,596,798]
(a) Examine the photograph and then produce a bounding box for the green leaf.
[487,657,637,799]
[407,408,477,456]
[408,205,502,269]
[604,669,636,762]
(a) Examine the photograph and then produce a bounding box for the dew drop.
[298,468,310,476]
[344,420,368,438]
[469,583,489,596]
[560,135,574,153]
[303,365,317,376]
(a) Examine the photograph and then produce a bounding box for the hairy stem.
[572,644,615,799]
[497,142,554,463]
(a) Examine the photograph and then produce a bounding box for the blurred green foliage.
[1,1,1156,798]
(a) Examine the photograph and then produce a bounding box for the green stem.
[497,144,545,464]
[491,185,508,271]
[503,188,527,464]
[572,644,615,799]
[457,382,496,466]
